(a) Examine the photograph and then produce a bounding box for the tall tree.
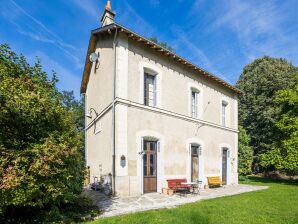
[236,56,298,170]
[238,126,253,175]
[61,90,85,132]
[0,44,84,216]
[261,77,298,174]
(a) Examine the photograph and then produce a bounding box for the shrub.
[0,44,85,217]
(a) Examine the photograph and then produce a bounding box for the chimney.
[100,0,116,27]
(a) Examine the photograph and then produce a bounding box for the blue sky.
[1,0,297,98]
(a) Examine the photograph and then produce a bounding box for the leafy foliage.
[238,126,253,175]
[148,37,174,52]
[61,90,84,132]
[0,44,85,217]
[261,77,298,174]
[236,56,298,170]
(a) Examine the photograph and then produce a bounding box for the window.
[191,91,199,118]
[221,101,228,126]
[144,73,156,106]
[191,144,199,182]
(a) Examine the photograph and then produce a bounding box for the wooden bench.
[207,176,221,187]
[167,179,191,193]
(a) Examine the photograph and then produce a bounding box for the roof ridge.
[81,23,241,94]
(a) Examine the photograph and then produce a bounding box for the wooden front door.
[143,140,157,193]
[222,149,228,185]
[191,145,199,182]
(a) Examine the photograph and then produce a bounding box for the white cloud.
[6,0,83,68]
[116,0,156,37]
[170,26,233,84]
[71,0,99,19]
[208,0,298,61]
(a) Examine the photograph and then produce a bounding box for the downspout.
[112,27,118,196]
[82,92,87,164]
[82,92,90,185]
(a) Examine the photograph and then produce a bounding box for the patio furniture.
[167,179,191,194]
[90,175,112,195]
[181,182,200,194]
[207,176,221,188]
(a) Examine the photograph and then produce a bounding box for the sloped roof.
[80,23,241,94]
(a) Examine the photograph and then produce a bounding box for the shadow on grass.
[0,195,100,224]
[243,175,298,186]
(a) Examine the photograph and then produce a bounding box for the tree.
[149,37,174,52]
[238,126,253,175]
[0,44,85,216]
[236,56,298,170]
[61,90,85,132]
[261,77,298,174]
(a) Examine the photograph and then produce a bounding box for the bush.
[0,44,85,218]
[238,126,253,175]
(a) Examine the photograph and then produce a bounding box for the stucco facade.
[83,3,239,197]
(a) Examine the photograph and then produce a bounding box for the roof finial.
[106,0,112,10]
[101,0,115,26]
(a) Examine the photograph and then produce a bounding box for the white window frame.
[220,99,229,127]
[139,62,162,108]
[219,144,232,185]
[144,72,157,107]
[136,130,164,195]
[188,83,203,119]
[191,90,199,118]
[186,138,205,185]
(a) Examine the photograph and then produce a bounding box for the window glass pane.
[144,73,156,106]
[150,154,156,176]
[191,146,199,156]
[191,91,198,118]
[150,142,156,151]
[222,102,226,126]
[143,154,147,176]
[191,92,195,117]
[195,92,198,117]
[143,141,147,151]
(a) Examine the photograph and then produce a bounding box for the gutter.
[112,27,118,196]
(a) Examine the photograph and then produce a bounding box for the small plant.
[238,175,249,181]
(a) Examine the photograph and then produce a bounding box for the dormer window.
[144,73,156,106]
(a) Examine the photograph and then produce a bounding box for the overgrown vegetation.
[148,37,174,52]
[238,126,253,175]
[0,44,94,223]
[236,56,298,174]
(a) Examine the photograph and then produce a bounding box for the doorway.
[191,145,199,182]
[222,148,228,185]
[143,140,157,193]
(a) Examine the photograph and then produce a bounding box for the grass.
[88,176,298,224]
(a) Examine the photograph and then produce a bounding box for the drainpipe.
[82,92,87,164]
[112,27,118,196]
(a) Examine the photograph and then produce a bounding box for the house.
[81,1,240,196]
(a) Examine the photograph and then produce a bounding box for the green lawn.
[88,176,298,224]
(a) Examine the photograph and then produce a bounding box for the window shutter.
[144,74,149,105]
[154,76,157,106]
[195,92,198,118]
[141,137,144,154]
